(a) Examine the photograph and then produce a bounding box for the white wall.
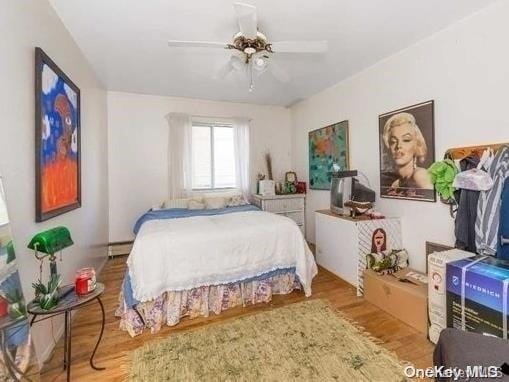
[0,0,109,362]
[107,91,292,242]
[291,1,509,272]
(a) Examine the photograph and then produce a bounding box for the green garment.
[428,159,459,200]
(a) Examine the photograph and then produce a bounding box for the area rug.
[128,300,408,381]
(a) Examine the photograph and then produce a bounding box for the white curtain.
[233,118,251,199]
[166,113,193,200]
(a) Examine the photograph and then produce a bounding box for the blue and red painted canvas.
[36,48,80,221]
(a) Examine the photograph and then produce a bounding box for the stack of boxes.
[428,248,509,342]
[364,268,428,334]
[446,256,509,339]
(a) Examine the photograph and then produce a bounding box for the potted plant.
[32,274,61,311]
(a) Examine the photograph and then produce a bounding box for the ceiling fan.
[167,2,328,91]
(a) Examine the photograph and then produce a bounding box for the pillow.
[202,190,241,199]
[151,204,163,211]
[227,195,248,207]
[204,196,227,209]
[163,198,190,209]
[188,199,206,210]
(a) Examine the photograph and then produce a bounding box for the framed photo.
[308,120,349,190]
[285,171,297,184]
[379,101,435,202]
[35,48,81,222]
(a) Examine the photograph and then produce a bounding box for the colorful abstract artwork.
[308,121,349,190]
[35,48,81,222]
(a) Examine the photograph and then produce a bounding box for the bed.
[116,204,317,336]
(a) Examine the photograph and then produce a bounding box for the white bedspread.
[127,210,317,302]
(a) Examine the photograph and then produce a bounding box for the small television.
[330,170,376,216]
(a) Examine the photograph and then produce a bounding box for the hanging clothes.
[455,154,481,253]
[497,178,509,260]
[475,145,509,256]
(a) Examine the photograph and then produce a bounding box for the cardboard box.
[427,249,472,344]
[446,256,509,339]
[364,268,428,334]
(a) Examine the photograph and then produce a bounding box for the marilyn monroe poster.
[379,101,436,202]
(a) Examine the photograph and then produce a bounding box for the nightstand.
[252,194,306,235]
[28,283,106,382]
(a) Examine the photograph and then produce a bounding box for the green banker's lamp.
[27,226,74,298]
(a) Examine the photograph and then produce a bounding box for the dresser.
[252,194,306,235]
[315,210,401,295]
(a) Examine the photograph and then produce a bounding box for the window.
[192,123,236,190]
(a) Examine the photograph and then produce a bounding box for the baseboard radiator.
[108,241,134,258]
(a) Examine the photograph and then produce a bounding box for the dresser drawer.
[263,197,304,213]
[282,211,304,225]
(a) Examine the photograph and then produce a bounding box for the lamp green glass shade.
[27,226,73,256]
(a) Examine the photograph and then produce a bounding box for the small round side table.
[27,282,106,382]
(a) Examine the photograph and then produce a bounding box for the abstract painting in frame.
[35,47,81,222]
[379,100,435,202]
[308,120,349,190]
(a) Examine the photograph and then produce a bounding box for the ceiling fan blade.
[218,62,234,78]
[168,40,227,49]
[270,40,328,53]
[233,2,258,39]
[269,61,290,83]
[217,55,246,78]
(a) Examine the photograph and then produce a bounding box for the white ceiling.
[49,0,497,106]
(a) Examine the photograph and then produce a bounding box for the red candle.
[75,267,96,296]
[0,297,8,318]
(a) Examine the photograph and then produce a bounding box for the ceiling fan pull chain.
[249,61,254,92]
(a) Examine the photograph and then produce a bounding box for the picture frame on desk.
[285,171,297,184]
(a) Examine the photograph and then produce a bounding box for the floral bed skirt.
[116,270,301,337]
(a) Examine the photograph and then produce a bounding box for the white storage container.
[427,248,472,343]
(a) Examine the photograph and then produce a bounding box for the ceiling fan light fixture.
[253,57,266,71]
[243,47,256,55]
[167,2,327,92]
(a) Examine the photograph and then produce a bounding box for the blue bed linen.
[122,267,296,308]
[133,204,260,234]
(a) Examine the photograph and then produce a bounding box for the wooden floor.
[40,256,434,381]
